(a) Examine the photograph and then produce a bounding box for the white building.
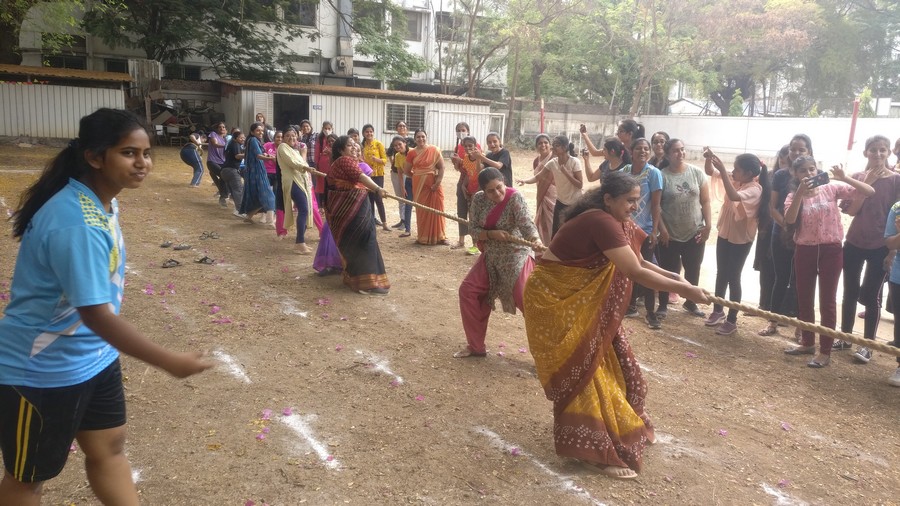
[16,0,506,96]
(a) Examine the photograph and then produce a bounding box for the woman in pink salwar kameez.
[454,168,544,357]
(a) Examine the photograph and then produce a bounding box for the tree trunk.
[0,25,23,64]
[464,0,481,97]
[504,40,521,141]
[531,59,546,101]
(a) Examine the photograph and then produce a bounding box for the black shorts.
[0,359,126,483]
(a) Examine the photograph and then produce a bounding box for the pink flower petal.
[780,421,792,431]
[209,305,221,314]
[717,429,728,436]
[778,479,791,488]
[326,455,334,462]
[335,345,343,351]
[245,501,256,506]
[211,317,232,324]
[686,351,698,358]
[340,316,348,321]
[390,379,401,387]
[509,447,521,456]
[316,297,331,306]
[415,395,425,401]
[321,313,329,319]
[255,433,266,441]
[496,351,505,357]
[69,443,78,453]
[261,409,272,420]
[280,266,290,273]
[498,342,506,348]
[518,347,527,353]
[282,407,293,416]
[261,427,270,434]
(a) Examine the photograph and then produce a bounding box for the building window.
[285,0,317,26]
[392,11,422,42]
[163,64,202,81]
[105,58,128,73]
[385,103,425,131]
[353,0,384,25]
[435,12,460,42]
[42,34,86,69]
[44,55,87,69]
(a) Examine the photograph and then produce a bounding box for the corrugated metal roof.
[0,64,134,82]
[220,79,491,106]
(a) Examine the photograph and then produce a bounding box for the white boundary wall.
[0,84,124,139]
[641,115,900,169]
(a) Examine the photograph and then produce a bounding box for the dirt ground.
[0,143,898,506]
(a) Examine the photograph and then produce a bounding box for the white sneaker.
[232,210,246,219]
[889,368,900,387]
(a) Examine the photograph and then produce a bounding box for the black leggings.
[551,201,570,238]
[368,175,387,224]
[657,237,705,311]
[754,228,776,311]
[770,227,797,317]
[713,238,753,323]
[457,179,469,237]
[841,243,888,339]
[630,236,657,314]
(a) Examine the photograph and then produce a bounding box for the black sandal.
[173,244,192,251]
[161,259,181,268]
[195,256,215,265]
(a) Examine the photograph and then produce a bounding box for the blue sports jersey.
[619,163,663,234]
[0,179,124,387]
[886,202,900,285]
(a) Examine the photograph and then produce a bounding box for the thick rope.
[306,167,543,250]
[706,294,900,357]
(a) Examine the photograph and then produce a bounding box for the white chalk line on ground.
[665,334,703,347]
[280,413,341,470]
[132,468,143,483]
[653,432,717,463]
[639,363,675,381]
[474,427,608,506]
[761,483,809,506]
[212,349,252,384]
[258,287,308,318]
[355,350,404,384]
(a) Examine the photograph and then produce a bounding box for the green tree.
[82,0,307,80]
[728,88,744,116]
[858,87,875,117]
[0,0,83,64]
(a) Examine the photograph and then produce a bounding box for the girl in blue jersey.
[0,108,211,505]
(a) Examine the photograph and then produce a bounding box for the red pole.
[540,98,545,134]
[847,99,860,151]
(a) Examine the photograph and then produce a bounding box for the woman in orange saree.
[403,129,449,245]
[524,172,707,479]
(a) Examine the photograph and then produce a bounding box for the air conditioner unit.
[329,56,354,76]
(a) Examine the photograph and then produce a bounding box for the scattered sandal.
[173,244,192,251]
[195,256,216,265]
[160,241,173,248]
[581,462,639,480]
[452,349,487,358]
[758,322,778,336]
[399,232,411,238]
[161,259,181,268]
[807,355,831,368]
[200,231,220,240]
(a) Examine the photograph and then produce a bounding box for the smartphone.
[702,147,713,158]
[807,171,829,188]
[581,148,589,156]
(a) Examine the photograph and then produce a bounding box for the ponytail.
[734,153,770,224]
[12,108,146,239]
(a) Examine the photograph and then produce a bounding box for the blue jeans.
[404,177,413,233]
[180,145,204,186]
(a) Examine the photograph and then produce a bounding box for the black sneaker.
[391,221,405,229]
[682,302,706,318]
[625,305,639,318]
[852,346,872,363]
[655,308,668,320]
[646,315,662,330]
[832,340,853,351]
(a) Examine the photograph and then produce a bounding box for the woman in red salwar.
[454,168,543,358]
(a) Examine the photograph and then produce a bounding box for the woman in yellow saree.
[403,129,449,245]
[524,172,707,479]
